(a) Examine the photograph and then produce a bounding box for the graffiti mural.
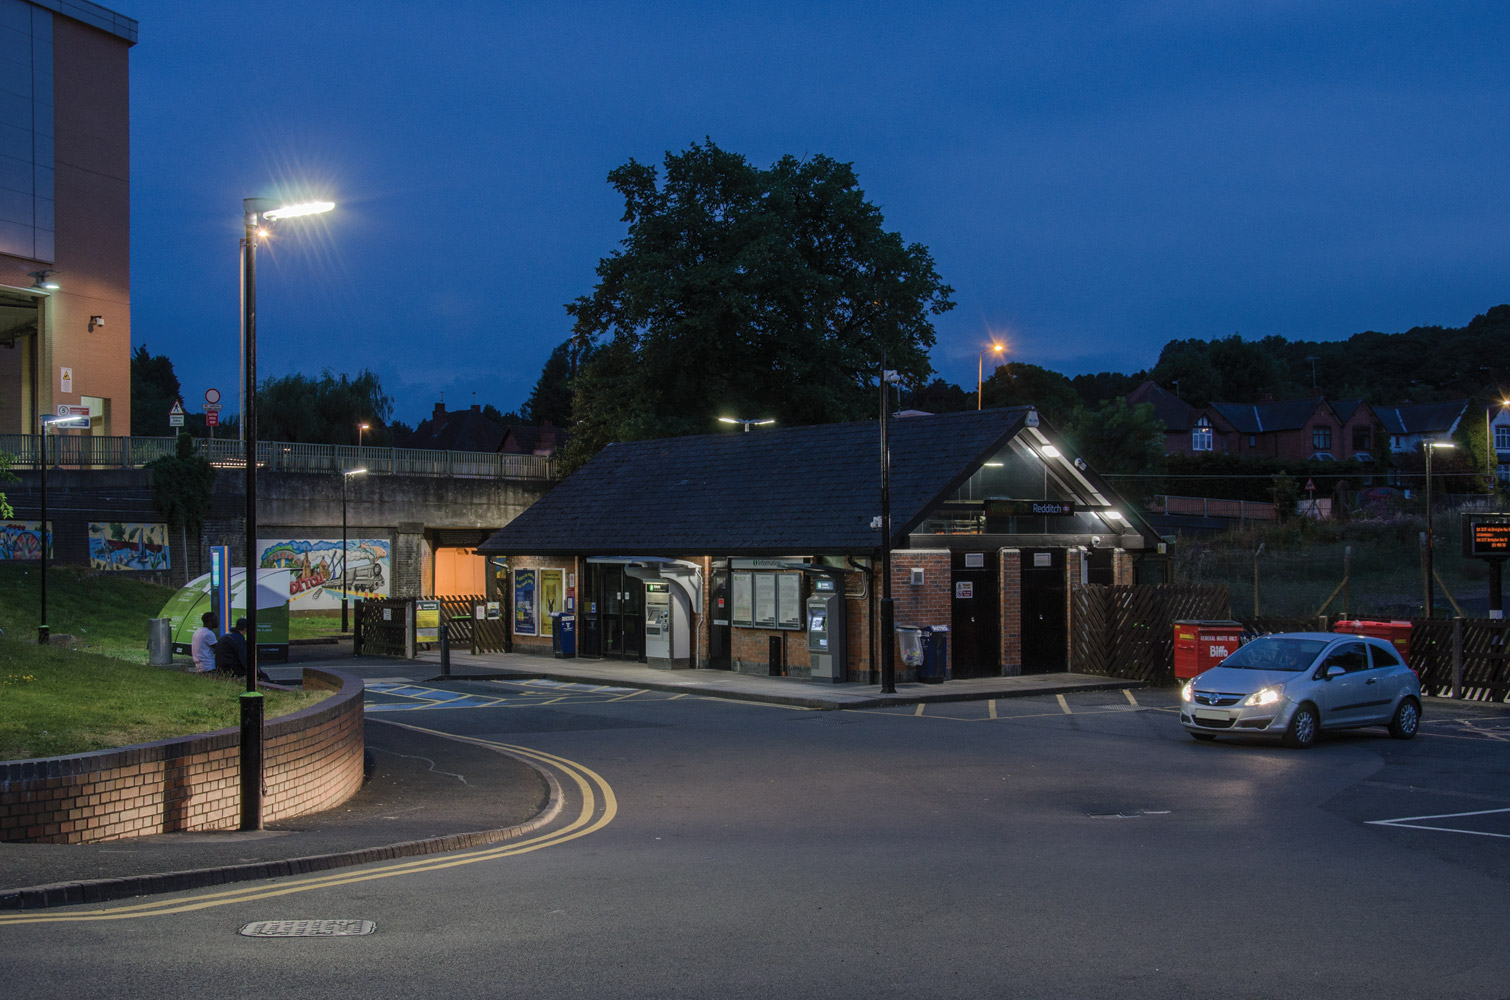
[89,522,171,571]
[257,537,391,609]
[0,521,52,561]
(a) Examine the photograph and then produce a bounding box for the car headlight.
[1244,686,1283,707]
[1181,681,1193,703]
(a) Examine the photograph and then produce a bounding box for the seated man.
[190,612,219,674]
[214,616,249,678]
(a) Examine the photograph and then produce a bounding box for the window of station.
[915,440,1096,536]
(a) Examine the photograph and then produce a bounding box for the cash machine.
[806,575,847,683]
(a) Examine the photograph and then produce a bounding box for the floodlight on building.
[719,416,776,432]
[28,270,59,291]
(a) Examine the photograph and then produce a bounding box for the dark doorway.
[709,566,731,670]
[583,564,645,662]
[1020,548,1067,673]
[1086,548,1114,586]
[950,550,1000,678]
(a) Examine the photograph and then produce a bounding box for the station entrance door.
[582,563,644,661]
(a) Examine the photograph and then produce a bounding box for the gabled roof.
[401,405,505,453]
[1126,381,1199,432]
[1374,400,1469,436]
[1330,399,1369,423]
[500,423,563,456]
[1209,398,1331,434]
[480,409,1045,557]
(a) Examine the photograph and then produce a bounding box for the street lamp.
[978,343,1005,410]
[1424,440,1455,619]
[37,413,89,643]
[340,467,367,633]
[240,195,335,831]
[718,416,775,432]
[358,421,370,454]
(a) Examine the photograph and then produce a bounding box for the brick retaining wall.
[0,668,365,844]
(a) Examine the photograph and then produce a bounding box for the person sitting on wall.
[190,612,218,674]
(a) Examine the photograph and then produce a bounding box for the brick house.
[1128,381,1382,463]
[478,408,1165,683]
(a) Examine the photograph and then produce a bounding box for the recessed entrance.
[581,563,644,661]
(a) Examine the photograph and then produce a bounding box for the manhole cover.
[240,919,375,937]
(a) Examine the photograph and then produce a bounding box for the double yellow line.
[0,727,616,926]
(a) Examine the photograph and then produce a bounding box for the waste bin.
[895,626,924,673]
[1172,619,1245,680]
[551,612,576,658]
[1333,619,1411,661]
[918,625,950,683]
[148,617,173,666]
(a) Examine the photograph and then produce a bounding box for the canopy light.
[1040,445,1061,458]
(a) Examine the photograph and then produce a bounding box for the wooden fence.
[355,598,409,658]
[1070,584,1230,683]
[355,595,511,658]
[1410,619,1510,701]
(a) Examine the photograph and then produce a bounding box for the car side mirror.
[1324,664,1347,680]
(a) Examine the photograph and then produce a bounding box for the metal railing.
[1152,494,1277,521]
[0,434,557,481]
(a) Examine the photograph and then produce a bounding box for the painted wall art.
[89,522,170,571]
[257,537,392,609]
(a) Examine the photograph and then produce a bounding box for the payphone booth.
[806,575,847,683]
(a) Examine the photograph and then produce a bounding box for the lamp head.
[28,270,59,291]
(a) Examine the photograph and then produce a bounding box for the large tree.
[130,344,182,436]
[256,369,393,445]
[146,432,216,584]
[562,140,954,469]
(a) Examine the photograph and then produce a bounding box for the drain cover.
[240,920,375,937]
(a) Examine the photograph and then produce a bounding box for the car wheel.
[1283,704,1319,749]
[1389,698,1421,740]
[1190,732,1217,741]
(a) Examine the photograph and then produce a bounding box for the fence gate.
[1071,584,1230,683]
[357,598,410,658]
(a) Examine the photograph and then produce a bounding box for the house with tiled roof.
[479,408,1164,683]
[1129,380,1382,463]
[1374,400,1469,456]
[400,402,505,452]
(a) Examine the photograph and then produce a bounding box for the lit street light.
[37,412,89,643]
[718,416,775,432]
[358,420,370,454]
[1424,440,1455,619]
[240,195,335,830]
[340,467,367,634]
[978,342,1005,410]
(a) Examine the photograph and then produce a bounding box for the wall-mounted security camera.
[88,315,104,331]
[1090,535,1102,549]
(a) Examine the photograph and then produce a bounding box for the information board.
[1464,515,1510,557]
[416,599,441,642]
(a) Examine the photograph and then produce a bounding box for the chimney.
[433,401,446,420]
[470,403,480,412]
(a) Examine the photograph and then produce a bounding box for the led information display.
[1464,516,1510,558]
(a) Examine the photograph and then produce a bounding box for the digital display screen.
[1467,519,1510,556]
[809,614,825,632]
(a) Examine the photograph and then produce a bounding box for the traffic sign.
[204,402,223,411]
[206,410,220,427]
[1304,478,1316,492]
[205,387,221,405]
[169,399,185,427]
[57,404,89,418]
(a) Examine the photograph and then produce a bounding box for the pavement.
[0,640,1146,910]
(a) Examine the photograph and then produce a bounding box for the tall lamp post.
[340,467,367,633]
[358,421,370,454]
[978,343,1005,410]
[1424,440,1455,619]
[879,356,901,694]
[37,413,89,643]
[718,416,775,432]
[240,196,335,831]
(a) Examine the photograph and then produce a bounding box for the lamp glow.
[262,200,335,220]
[1041,445,1061,458]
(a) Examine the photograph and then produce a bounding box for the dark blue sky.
[125,1,1510,430]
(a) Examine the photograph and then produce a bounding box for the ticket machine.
[806,575,847,683]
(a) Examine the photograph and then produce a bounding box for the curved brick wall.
[0,668,365,844]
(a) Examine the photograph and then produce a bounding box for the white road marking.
[1056,694,1072,714]
[1123,689,1139,707]
[1367,806,1510,840]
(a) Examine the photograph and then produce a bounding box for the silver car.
[1179,632,1422,748]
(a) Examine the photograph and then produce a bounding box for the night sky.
[124,1,1509,431]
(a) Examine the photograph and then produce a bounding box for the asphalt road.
[5,678,1509,999]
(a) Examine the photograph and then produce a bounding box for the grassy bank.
[0,564,329,760]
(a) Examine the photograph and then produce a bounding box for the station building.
[478,408,1166,681]
[0,0,135,437]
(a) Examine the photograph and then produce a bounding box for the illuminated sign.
[1464,516,1510,558]
[986,499,1079,517]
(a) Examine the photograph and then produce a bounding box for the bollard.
[239,691,264,831]
[440,622,451,677]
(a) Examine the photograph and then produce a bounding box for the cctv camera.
[1090,536,1101,548]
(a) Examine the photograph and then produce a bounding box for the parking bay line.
[1367,807,1510,840]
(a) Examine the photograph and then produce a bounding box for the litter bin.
[895,626,924,674]
[147,617,173,666]
[1333,619,1411,661]
[1172,619,1244,680]
[918,625,950,683]
[551,612,576,659]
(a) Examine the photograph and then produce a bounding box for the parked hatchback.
[1180,632,1421,748]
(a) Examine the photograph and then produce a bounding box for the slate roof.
[480,408,1041,557]
[1126,381,1199,432]
[1209,398,1329,434]
[1374,400,1468,436]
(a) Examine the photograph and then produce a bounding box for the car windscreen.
[1218,637,1329,672]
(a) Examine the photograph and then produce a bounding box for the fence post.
[1343,546,1351,619]
[440,622,450,676]
[1452,616,1464,699]
[405,600,417,660]
[353,599,363,656]
[1253,543,1264,616]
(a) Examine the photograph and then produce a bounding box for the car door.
[1367,640,1411,721]
[1315,641,1374,727]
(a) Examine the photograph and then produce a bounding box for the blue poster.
[514,569,537,635]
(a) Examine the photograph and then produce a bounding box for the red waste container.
[1172,620,1245,680]
[1332,620,1411,662]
